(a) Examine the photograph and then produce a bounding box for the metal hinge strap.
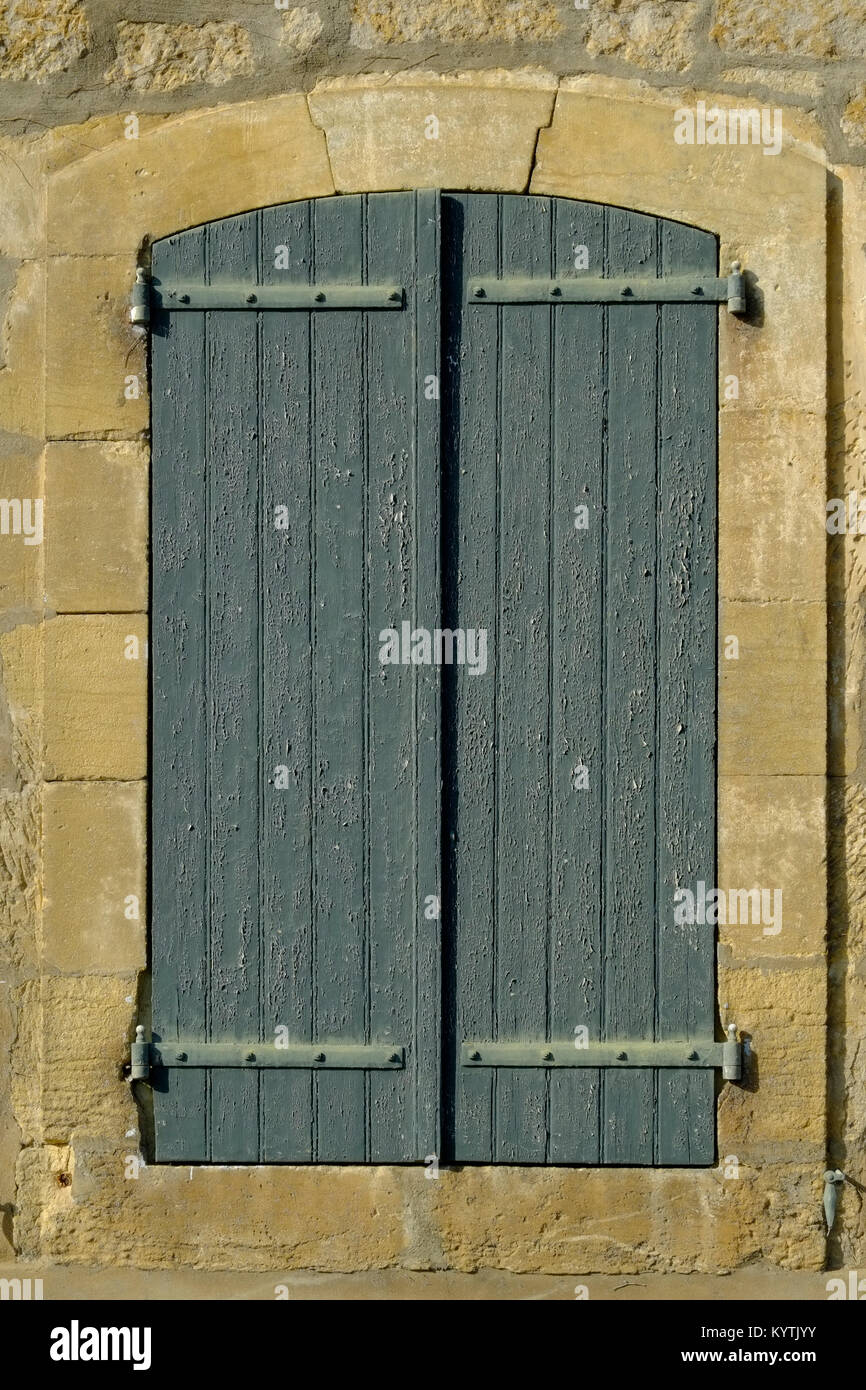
[468,262,747,314]
[129,1027,404,1078]
[133,278,404,317]
[461,1025,742,1081]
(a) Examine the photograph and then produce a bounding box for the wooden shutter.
[150,191,719,1167]
[441,194,718,1165]
[151,192,441,1162]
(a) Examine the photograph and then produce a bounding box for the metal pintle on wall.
[129,267,150,327]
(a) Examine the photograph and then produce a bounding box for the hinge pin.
[129,267,150,327]
[722,1022,742,1081]
[727,261,747,315]
[130,1024,150,1080]
[823,1168,846,1234]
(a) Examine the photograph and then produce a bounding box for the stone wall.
[0,5,863,1276]
[1,1,866,161]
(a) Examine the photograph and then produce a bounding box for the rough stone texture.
[309,70,557,192]
[720,66,827,101]
[841,87,866,147]
[0,72,846,1276]
[711,0,866,60]
[830,780,866,1263]
[826,166,866,1266]
[0,0,89,82]
[718,776,826,959]
[0,135,44,259]
[0,988,16,1253]
[0,621,41,854]
[0,0,862,166]
[719,602,826,775]
[349,1,562,46]
[13,1137,824,1271]
[105,21,254,93]
[43,442,148,613]
[0,445,42,615]
[585,1,700,74]
[0,1261,844,1298]
[0,611,40,1257]
[38,978,138,1144]
[718,964,826,1161]
[43,615,147,781]
[45,257,147,438]
[46,97,335,256]
[829,166,866,781]
[280,8,324,56]
[42,782,145,973]
[718,410,824,602]
[0,262,44,441]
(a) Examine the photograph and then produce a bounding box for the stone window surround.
[4,71,840,1271]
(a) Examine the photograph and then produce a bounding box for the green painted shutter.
[151,191,718,1166]
[441,194,717,1165]
[151,192,442,1162]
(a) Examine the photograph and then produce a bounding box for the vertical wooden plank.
[655,220,718,1165]
[548,198,606,1164]
[205,212,262,1162]
[311,195,367,1161]
[493,195,552,1162]
[151,227,209,1161]
[412,190,444,1162]
[366,191,422,1160]
[445,192,499,1161]
[259,201,315,1161]
[602,206,658,1164]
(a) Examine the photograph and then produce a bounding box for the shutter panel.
[151,190,720,1167]
[442,194,717,1165]
[151,193,441,1163]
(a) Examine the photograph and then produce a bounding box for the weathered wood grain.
[152,194,441,1162]
[153,192,718,1166]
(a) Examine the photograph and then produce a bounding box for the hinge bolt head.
[389,1052,401,1063]
[388,290,401,302]
[620,286,633,297]
[315,292,326,302]
[245,1052,256,1062]
[688,1050,700,1060]
[314,1051,326,1062]
[175,1052,187,1062]
[246,293,257,304]
[469,1050,481,1061]
[473,286,485,298]
[543,1051,554,1061]
[617,1051,628,1060]
[178,294,190,304]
